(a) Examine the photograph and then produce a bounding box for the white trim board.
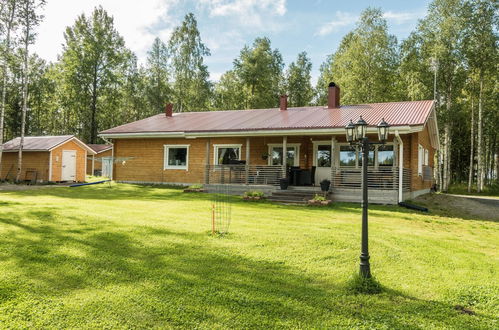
[163,144,190,170]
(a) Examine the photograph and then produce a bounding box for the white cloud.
[316,11,357,36]
[33,0,177,64]
[199,0,287,31]
[382,11,422,25]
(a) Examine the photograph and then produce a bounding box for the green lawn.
[0,184,497,328]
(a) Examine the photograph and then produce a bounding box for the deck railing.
[205,165,285,185]
[205,164,411,191]
[331,166,411,191]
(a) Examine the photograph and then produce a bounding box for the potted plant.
[261,152,269,160]
[320,179,331,192]
[279,178,289,190]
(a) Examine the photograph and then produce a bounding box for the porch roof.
[100,100,434,136]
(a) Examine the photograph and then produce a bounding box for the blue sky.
[34,0,431,83]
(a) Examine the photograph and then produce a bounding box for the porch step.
[268,188,325,205]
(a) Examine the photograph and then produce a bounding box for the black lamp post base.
[359,253,371,278]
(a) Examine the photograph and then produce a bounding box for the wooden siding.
[87,149,112,174]
[410,125,435,191]
[113,131,434,194]
[0,151,50,182]
[50,140,87,182]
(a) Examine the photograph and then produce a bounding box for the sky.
[33,0,432,83]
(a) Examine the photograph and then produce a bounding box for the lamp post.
[345,116,390,278]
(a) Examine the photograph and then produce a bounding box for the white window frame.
[164,144,190,170]
[267,143,301,166]
[213,144,242,165]
[418,144,424,176]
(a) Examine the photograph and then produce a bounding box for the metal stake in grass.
[212,184,231,235]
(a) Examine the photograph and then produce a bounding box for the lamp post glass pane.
[355,117,367,140]
[345,120,356,142]
[378,126,387,142]
[377,118,390,142]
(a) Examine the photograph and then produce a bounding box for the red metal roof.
[87,144,112,153]
[100,100,434,135]
[2,135,74,151]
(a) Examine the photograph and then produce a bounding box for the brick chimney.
[327,82,340,109]
[280,95,288,111]
[165,103,173,117]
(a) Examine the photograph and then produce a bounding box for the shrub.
[312,194,326,201]
[243,191,265,198]
[187,184,203,190]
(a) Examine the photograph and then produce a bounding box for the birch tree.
[462,0,497,192]
[15,0,44,182]
[285,51,313,107]
[168,13,211,112]
[0,0,18,176]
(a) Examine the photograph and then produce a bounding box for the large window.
[339,143,395,167]
[164,145,189,170]
[214,145,241,165]
[358,147,375,167]
[339,146,356,166]
[268,144,300,166]
[378,145,394,166]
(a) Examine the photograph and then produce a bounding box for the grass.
[448,182,499,197]
[0,183,498,328]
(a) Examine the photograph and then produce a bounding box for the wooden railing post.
[205,140,210,184]
[245,137,250,184]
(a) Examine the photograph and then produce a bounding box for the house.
[86,144,113,177]
[1,135,96,183]
[99,84,439,204]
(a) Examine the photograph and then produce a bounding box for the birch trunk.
[467,98,474,192]
[477,76,484,192]
[0,0,17,176]
[15,0,29,182]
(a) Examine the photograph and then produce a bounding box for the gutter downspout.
[395,130,403,203]
[101,137,113,180]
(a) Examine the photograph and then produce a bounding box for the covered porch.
[203,134,412,204]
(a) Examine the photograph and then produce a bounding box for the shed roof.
[87,144,113,154]
[100,100,435,136]
[2,135,96,154]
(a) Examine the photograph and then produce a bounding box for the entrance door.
[61,150,77,181]
[101,156,113,178]
[314,143,332,184]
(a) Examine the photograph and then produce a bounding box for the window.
[424,149,429,166]
[358,147,375,167]
[418,144,424,176]
[214,145,241,165]
[339,146,356,166]
[164,145,189,170]
[378,145,394,166]
[316,145,331,167]
[268,144,300,166]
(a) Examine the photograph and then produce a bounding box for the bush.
[243,191,265,198]
[346,273,383,294]
[312,194,326,201]
[187,184,203,190]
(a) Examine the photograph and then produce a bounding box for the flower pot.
[279,178,289,190]
[320,180,331,192]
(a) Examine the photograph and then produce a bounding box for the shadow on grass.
[0,207,493,328]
